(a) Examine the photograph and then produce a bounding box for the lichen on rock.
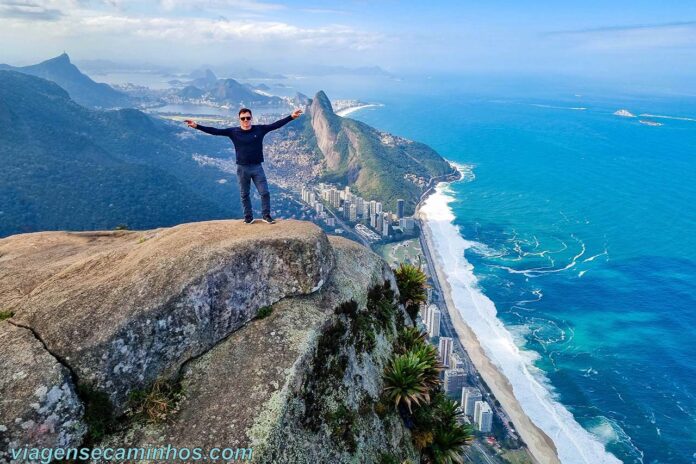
[0,221,418,463]
[0,323,86,461]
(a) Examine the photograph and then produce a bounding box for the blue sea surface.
[349,86,696,463]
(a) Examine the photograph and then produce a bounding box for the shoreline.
[416,166,561,464]
[335,103,381,117]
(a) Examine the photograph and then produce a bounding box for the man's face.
[239,112,252,130]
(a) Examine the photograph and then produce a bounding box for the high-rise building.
[332,189,342,208]
[474,401,493,433]
[343,201,352,220]
[396,199,405,219]
[369,200,377,216]
[438,337,453,367]
[375,214,383,232]
[370,214,377,229]
[444,369,468,398]
[315,203,324,213]
[382,216,391,237]
[399,217,415,231]
[355,197,364,213]
[427,306,441,338]
[450,353,465,369]
[349,204,358,222]
[376,202,383,214]
[422,303,436,331]
[462,387,482,416]
[420,303,430,328]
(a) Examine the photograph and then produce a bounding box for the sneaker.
[262,215,276,224]
[243,217,254,224]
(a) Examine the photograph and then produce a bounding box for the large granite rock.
[0,323,86,462]
[310,91,343,170]
[97,237,418,463]
[2,220,333,412]
[1,220,418,463]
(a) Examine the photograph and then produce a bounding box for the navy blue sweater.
[195,115,294,165]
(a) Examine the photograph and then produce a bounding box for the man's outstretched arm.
[260,109,303,133]
[184,120,232,136]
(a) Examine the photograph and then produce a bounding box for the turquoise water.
[350,88,696,463]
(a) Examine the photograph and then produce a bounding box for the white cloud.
[68,15,382,51]
[0,0,393,69]
[159,0,285,13]
[0,0,77,20]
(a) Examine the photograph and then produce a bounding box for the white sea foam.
[421,177,622,464]
[531,104,588,111]
[583,249,608,263]
[490,237,586,278]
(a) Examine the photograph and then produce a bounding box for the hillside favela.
[1,2,695,464]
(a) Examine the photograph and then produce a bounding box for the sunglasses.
[240,116,252,121]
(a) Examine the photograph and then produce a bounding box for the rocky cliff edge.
[0,220,417,463]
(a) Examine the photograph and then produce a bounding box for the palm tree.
[394,263,429,322]
[411,343,444,389]
[426,425,474,464]
[412,391,472,464]
[383,352,431,413]
[395,326,428,354]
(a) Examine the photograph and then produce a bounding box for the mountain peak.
[45,52,72,66]
[312,90,334,113]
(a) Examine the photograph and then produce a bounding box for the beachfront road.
[417,223,523,462]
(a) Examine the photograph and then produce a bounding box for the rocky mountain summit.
[0,53,129,109]
[0,220,417,463]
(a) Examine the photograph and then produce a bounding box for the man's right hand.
[184,119,197,128]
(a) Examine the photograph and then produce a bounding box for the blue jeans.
[236,163,270,219]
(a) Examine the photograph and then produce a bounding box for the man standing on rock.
[185,108,302,224]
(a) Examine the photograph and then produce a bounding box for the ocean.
[346,83,696,464]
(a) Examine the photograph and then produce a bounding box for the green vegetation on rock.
[394,263,429,323]
[126,378,185,424]
[256,306,273,319]
[388,263,474,464]
[77,385,116,444]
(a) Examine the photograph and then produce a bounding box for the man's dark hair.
[238,108,252,117]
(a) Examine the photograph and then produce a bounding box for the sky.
[1,0,695,90]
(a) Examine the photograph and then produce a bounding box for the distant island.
[614,109,636,118]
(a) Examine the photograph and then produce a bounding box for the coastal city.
[287,177,533,464]
[4,0,689,458]
[166,97,535,463]
[299,184,416,246]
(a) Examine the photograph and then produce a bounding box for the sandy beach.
[417,207,561,464]
[335,104,381,117]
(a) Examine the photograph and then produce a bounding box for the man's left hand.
[291,109,303,119]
